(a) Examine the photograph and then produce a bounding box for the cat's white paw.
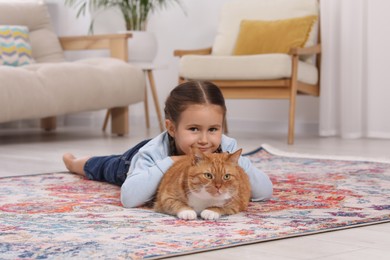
[200,209,220,220]
[177,209,197,220]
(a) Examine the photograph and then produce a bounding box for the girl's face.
[166,104,224,155]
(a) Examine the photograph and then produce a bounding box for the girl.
[63,81,273,208]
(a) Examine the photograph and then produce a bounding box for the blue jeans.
[84,139,151,186]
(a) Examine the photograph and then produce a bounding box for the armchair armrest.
[174,47,212,57]
[59,33,132,61]
[289,44,321,56]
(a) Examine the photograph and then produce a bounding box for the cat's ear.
[190,146,205,165]
[228,148,242,164]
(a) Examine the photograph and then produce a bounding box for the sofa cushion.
[233,15,317,55]
[178,54,318,85]
[0,0,65,63]
[212,0,319,56]
[0,58,145,123]
[0,25,35,66]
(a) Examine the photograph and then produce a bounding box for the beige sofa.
[0,0,145,135]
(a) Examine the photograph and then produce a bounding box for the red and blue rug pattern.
[0,146,389,259]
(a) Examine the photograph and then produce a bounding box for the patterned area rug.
[1,145,389,259]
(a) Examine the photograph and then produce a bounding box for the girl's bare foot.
[62,153,90,177]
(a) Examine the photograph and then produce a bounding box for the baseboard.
[225,117,319,136]
[63,111,149,129]
[367,131,390,139]
[0,113,319,136]
[0,116,66,129]
[63,112,104,128]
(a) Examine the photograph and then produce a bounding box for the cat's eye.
[223,174,231,180]
[204,173,213,179]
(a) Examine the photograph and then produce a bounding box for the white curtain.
[319,0,390,139]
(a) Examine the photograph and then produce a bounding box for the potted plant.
[65,0,183,62]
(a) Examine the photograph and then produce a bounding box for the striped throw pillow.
[0,25,35,66]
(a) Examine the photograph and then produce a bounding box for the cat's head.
[187,147,244,199]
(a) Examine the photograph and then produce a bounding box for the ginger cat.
[154,147,251,220]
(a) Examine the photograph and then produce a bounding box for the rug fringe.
[260,143,390,164]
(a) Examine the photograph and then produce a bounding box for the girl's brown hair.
[164,81,227,124]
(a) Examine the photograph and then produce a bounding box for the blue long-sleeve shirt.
[120,132,273,208]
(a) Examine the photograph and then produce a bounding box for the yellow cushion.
[233,15,317,55]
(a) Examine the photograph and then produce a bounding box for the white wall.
[45,0,320,134]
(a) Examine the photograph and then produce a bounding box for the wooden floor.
[0,125,389,260]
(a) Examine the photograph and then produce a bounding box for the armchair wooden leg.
[41,116,56,131]
[110,107,129,136]
[288,55,299,145]
[288,95,296,145]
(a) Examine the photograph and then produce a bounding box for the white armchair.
[0,0,145,135]
[174,0,321,144]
